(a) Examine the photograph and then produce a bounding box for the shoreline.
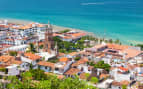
[0,18,142,45]
[0,18,97,37]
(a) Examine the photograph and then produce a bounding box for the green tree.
[21,71,32,89]
[122,85,127,89]
[94,61,111,72]
[136,44,143,50]
[39,44,43,49]
[30,69,47,80]
[85,73,90,79]
[90,77,99,84]
[7,76,23,89]
[60,29,70,33]
[115,39,120,44]
[75,57,80,61]
[28,43,37,53]
[9,51,17,56]
[6,69,97,89]
[87,61,95,66]
[109,39,113,43]
[33,80,51,89]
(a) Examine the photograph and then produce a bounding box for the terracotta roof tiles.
[64,68,80,75]
[38,61,55,69]
[59,57,68,62]
[24,52,41,61]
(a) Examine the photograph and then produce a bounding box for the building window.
[5,68,8,74]
[36,60,39,63]
[55,68,59,71]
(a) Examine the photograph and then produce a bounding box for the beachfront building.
[10,23,45,36]
[0,20,9,31]
[56,32,87,42]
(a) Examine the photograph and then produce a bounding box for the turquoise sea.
[0,0,143,44]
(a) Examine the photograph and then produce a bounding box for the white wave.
[81,1,136,6]
[81,2,104,5]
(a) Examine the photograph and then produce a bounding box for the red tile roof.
[123,49,141,59]
[0,55,22,65]
[59,57,68,62]
[79,73,87,80]
[65,68,80,75]
[119,67,128,72]
[24,52,41,61]
[38,61,55,69]
[107,44,129,51]
[112,80,130,86]
[72,57,88,67]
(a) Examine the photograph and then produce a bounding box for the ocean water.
[0,0,143,44]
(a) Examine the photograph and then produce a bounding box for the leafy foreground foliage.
[90,77,99,84]
[5,69,97,89]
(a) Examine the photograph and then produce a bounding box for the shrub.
[74,57,80,61]
[60,29,70,33]
[9,51,17,56]
[90,77,98,84]
[30,69,47,80]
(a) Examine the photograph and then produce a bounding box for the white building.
[21,52,42,69]
[3,44,28,52]
[54,57,74,74]
[37,61,55,72]
[6,64,20,76]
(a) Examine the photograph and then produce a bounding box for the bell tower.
[43,22,54,54]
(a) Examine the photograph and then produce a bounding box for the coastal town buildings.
[0,20,143,89]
